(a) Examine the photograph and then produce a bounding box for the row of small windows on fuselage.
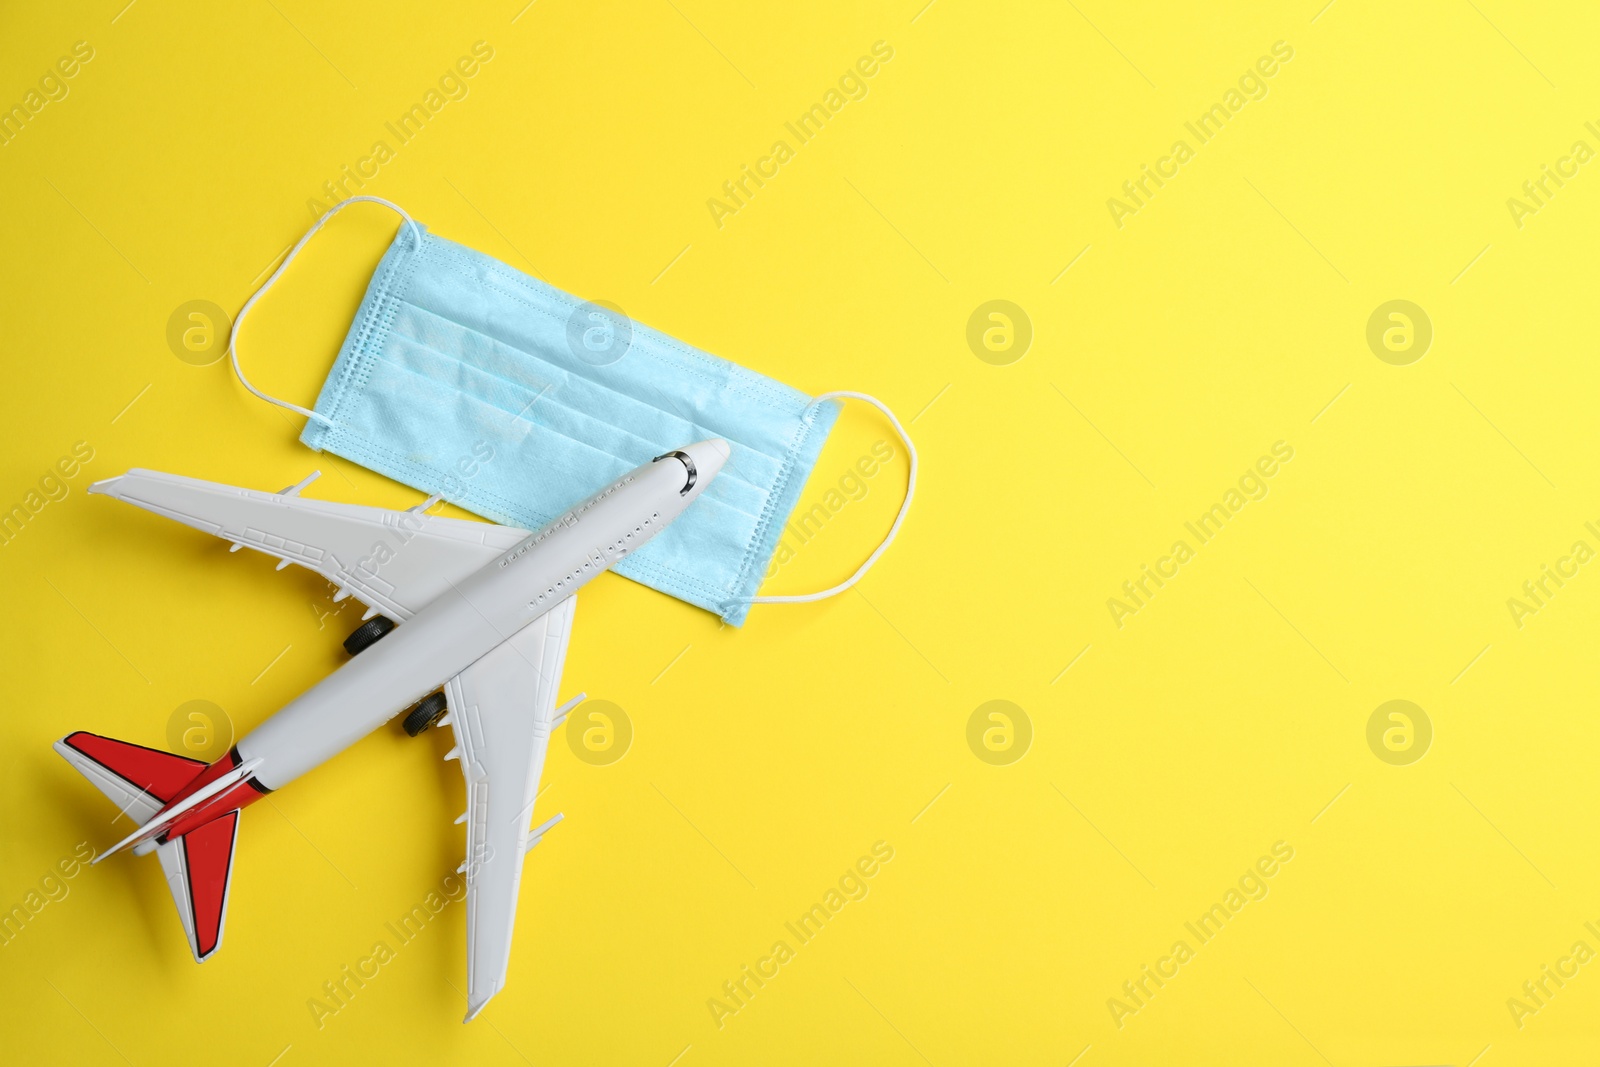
[530,512,660,606]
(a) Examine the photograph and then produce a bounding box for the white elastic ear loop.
[743,390,918,606]
[229,195,423,428]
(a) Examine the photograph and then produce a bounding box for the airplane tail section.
[54,731,242,961]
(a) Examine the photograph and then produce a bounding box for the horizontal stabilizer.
[54,732,206,825]
[158,812,240,961]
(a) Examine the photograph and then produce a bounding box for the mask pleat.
[304,226,841,625]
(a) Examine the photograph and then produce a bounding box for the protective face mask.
[229,197,915,626]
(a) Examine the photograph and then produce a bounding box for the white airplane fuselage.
[144,441,727,841]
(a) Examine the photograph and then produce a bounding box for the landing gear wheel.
[402,691,449,736]
[343,615,396,655]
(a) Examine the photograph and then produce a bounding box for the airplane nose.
[652,439,730,496]
[684,438,730,486]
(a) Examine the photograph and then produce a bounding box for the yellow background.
[3,0,1597,1063]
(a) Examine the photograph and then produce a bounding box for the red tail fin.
[55,732,242,962]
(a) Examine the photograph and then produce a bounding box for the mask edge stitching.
[725,398,841,617]
[318,229,427,432]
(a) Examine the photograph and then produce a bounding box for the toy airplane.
[53,439,729,1020]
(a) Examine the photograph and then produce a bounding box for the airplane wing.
[443,594,578,1021]
[89,469,530,622]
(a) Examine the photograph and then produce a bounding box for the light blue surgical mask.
[229,197,915,626]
